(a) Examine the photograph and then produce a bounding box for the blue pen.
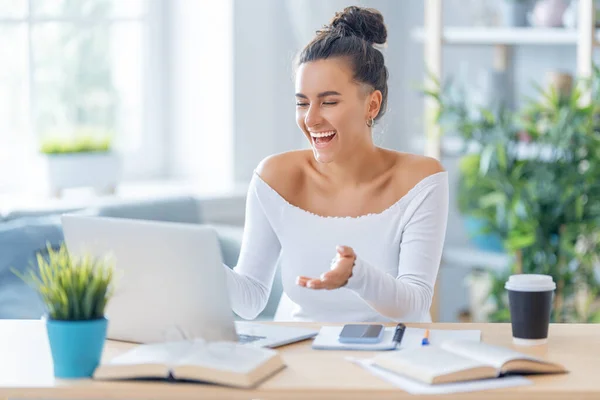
[421,329,430,346]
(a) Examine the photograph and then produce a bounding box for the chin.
[312,149,336,164]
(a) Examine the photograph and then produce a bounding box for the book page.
[349,357,532,395]
[373,345,494,384]
[440,340,546,370]
[176,341,278,374]
[107,341,196,366]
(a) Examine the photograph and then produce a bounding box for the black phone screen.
[339,324,384,338]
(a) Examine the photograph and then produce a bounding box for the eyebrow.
[295,91,342,99]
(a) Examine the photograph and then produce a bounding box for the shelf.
[411,26,599,46]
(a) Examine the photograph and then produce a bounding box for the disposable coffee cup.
[505,274,556,346]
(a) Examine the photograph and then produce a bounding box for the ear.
[366,89,382,119]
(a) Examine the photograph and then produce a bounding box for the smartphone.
[338,324,385,344]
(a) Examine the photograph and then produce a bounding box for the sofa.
[0,194,283,321]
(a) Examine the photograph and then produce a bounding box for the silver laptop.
[61,215,317,348]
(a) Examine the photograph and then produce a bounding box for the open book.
[371,340,567,385]
[93,340,285,388]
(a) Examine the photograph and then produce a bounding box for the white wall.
[167,0,234,189]
[233,0,288,182]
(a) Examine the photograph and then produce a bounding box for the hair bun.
[328,6,387,45]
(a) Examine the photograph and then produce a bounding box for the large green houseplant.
[14,243,115,378]
[427,67,600,323]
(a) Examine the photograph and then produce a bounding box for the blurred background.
[2,0,599,323]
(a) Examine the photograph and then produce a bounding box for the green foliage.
[427,66,600,323]
[13,243,115,321]
[40,127,113,154]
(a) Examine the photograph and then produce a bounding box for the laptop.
[61,215,317,348]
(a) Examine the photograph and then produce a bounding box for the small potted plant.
[14,243,115,378]
[40,126,122,197]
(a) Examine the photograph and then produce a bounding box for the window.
[0,0,164,192]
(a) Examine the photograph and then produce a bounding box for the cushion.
[0,215,64,319]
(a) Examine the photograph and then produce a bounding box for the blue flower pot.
[45,317,108,379]
[464,216,505,253]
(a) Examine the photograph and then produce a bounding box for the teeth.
[310,131,336,138]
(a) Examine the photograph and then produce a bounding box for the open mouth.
[310,130,337,146]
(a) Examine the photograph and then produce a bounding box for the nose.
[304,104,323,129]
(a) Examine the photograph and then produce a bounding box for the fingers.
[297,276,332,289]
[306,279,328,289]
[296,276,331,290]
[336,245,355,259]
[297,276,323,289]
[296,271,346,290]
[296,276,311,287]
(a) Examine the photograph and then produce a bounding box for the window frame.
[0,0,167,192]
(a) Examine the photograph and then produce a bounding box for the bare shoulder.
[399,152,446,177]
[255,150,311,196]
[391,151,446,193]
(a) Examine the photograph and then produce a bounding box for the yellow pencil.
[422,329,430,345]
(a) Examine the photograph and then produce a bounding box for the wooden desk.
[0,320,598,399]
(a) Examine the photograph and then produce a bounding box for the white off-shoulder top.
[223,170,449,323]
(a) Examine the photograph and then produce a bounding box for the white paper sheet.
[398,327,482,349]
[312,326,481,351]
[347,357,532,395]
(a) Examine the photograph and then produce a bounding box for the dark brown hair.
[297,6,389,122]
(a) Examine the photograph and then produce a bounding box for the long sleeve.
[344,175,449,321]
[223,175,282,320]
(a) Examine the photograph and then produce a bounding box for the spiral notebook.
[311,326,481,351]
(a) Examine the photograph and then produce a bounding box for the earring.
[366,117,374,127]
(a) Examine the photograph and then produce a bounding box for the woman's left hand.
[296,245,356,290]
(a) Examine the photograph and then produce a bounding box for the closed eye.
[295,101,338,106]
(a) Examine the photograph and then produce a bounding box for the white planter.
[45,152,122,197]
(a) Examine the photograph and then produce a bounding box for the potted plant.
[40,127,122,197]
[423,72,514,252]
[14,243,115,378]
[426,65,600,323]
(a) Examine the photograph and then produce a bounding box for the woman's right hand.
[296,245,356,290]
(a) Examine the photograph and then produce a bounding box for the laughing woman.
[223,6,449,323]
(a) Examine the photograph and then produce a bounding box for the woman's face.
[295,58,378,164]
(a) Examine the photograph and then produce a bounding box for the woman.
[224,6,448,323]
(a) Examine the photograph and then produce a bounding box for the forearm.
[345,173,448,321]
[345,257,434,320]
[223,265,271,320]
